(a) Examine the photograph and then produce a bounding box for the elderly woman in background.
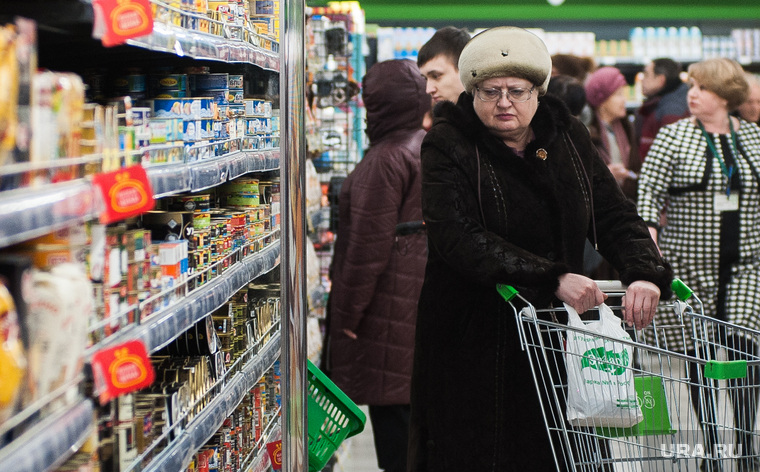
[408,26,672,472]
[585,66,640,200]
[638,58,760,472]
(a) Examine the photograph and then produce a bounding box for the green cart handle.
[496,284,519,302]
[499,279,693,303]
[671,278,693,302]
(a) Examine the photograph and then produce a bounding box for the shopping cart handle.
[671,278,693,302]
[595,280,626,293]
[496,284,519,302]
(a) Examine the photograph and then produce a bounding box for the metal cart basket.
[497,279,760,472]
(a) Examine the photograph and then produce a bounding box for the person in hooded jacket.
[327,59,430,472]
[409,27,672,472]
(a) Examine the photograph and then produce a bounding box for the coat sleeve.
[421,126,570,292]
[329,148,408,333]
[637,125,677,227]
[581,121,673,296]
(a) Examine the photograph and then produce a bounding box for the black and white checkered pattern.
[638,118,760,348]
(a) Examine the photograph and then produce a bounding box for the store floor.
[333,406,383,472]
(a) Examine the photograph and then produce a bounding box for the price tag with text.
[266,440,282,470]
[92,0,154,47]
[91,339,155,404]
[92,165,155,224]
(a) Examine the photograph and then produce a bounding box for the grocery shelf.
[187,156,230,192]
[148,149,280,197]
[126,19,280,71]
[246,420,282,472]
[137,240,280,353]
[0,2,288,470]
[243,150,281,177]
[0,179,101,249]
[0,398,94,472]
[0,149,280,249]
[143,331,281,472]
[228,152,251,181]
[147,163,193,198]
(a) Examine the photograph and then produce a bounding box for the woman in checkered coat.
[638,58,760,471]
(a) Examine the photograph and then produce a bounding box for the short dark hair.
[651,58,683,93]
[547,75,586,117]
[417,26,471,69]
[550,54,596,82]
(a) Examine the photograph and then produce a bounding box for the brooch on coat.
[536,148,548,160]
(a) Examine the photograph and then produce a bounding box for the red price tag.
[91,339,155,405]
[92,0,154,47]
[92,165,155,224]
[266,440,282,470]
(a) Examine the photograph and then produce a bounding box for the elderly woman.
[585,67,640,200]
[408,27,672,471]
[409,27,672,472]
[638,58,760,472]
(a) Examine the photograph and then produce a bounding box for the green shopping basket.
[307,359,367,471]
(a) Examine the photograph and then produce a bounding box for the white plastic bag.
[565,303,643,428]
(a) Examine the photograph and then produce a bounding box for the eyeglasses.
[475,86,535,103]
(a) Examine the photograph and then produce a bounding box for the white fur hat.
[459,27,552,96]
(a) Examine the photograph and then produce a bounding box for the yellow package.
[0,24,19,167]
[0,282,25,426]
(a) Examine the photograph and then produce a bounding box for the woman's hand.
[622,280,661,329]
[555,273,607,314]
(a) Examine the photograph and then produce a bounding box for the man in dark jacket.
[327,59,430,472]
[635,58,690,161]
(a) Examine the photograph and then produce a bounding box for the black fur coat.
[408,93,672,471]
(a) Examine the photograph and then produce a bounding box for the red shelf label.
[267,440,283,470]
[91,339,155,404]
[92,165,155,224]
[93,0,154,47]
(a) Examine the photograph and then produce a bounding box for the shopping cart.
[307,359,367,471]
[497,279,760,472]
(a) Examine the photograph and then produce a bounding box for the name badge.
[714,193,739,212]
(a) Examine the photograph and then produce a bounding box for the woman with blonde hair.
[638,58,760,472]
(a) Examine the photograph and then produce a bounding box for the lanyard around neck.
[696,117,740,181]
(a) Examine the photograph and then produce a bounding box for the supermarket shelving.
[0,147,281,249]
[143,331,281,472]
[0,0,285,469]
[0,398,94,472]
